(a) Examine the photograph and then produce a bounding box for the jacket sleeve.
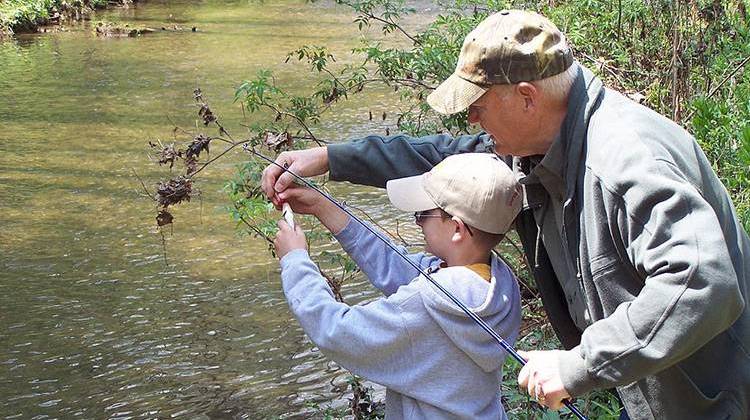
[334,216,441,296]
[327,132,493,188]
[279,249,423,394]
[558,157,745,396]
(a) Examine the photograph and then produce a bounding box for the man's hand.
[517,350,571,410]
[261,147,329,209]
[273,220,307,259]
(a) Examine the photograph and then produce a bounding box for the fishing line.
[244,144,588,420]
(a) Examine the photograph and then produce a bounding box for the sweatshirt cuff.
[280,248,311,271]
[557,346,602,397]
[332,216,358,246]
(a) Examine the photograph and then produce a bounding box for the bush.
[0,0,114,34]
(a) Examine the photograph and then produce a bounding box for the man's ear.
[516,82,538,110]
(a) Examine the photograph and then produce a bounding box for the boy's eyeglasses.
[413,210,474,236]
[414,210,445,224]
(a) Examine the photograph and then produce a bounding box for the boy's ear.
[451,217,468,242]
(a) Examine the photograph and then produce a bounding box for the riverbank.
[0,0,140,38]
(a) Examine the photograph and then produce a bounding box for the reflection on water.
[0,0,435,417]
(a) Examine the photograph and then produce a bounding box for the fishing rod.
[243,144,588,420]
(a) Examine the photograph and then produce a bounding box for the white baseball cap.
[386,153,522,234]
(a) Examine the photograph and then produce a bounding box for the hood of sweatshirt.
[419,255,522,372]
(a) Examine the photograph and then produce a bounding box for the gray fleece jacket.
[325,64,750,419]
[280,217,521,419]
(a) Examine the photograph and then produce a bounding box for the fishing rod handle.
[282,203,295,229]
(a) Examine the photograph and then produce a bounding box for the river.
[0,0,438,417]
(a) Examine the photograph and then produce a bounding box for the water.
[0,1,435,417]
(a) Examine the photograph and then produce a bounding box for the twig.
[576,51,629,90]
[503,237,538,298]
[321,270,345,303]
[684,53,750,122]
[261,102,327,146]
[187,140,246,178]
[132,168,157,201]
[159,229,169,266]
[670,3,682,122]
[166,114,195,139]
[393,218,414,247]
[344,202,401,241]
[211,136,234,145]
[363,77,438,91]
[519,317,550,338]
[365,12,420,45]
[235,206,275,244]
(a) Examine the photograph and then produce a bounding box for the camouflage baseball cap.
[427,10,573,115]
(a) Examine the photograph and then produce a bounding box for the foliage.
[304,376,384,420]
[690,63,750,233]
[502,302,623,419]
[0,0,112,34]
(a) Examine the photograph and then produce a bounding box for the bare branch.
[684,53,750,122]
[132,168,157,201]
[365,12,420,45]
[187,140,247,178]
[260,102,328,146]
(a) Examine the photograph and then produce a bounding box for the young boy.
[273,153,523,419]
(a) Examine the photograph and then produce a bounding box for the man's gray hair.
[533,62,578,101]
[491,62,578,102]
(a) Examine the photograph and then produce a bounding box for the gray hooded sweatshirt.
[280,217,522,419]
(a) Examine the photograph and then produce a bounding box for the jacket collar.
[558,63,605,201]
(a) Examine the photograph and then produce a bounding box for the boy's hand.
[280,184,348,234]
[274,220,307,259]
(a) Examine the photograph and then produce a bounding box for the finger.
[277,188,293,202]
[261,164,283,199]
[548,398,564,411]
[278,185,307,202]
[294,225,305,236]
[277,219,290,231]
[274,170,296,193]
[527,368,537,399]
[545,390,565,411]
[535,383,546,406]
[517,363,530,388]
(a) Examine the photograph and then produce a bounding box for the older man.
[261,10,750,420]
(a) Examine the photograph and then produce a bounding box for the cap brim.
[386,175,437,212]
[426,73,489,115]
